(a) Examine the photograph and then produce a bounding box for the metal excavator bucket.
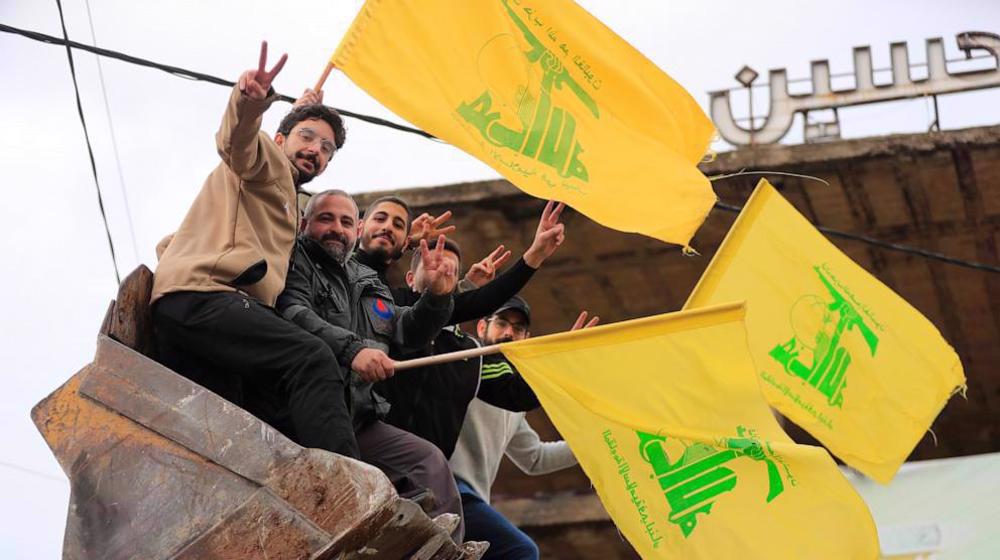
[31,266,487,560]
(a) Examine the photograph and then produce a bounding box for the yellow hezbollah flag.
[501,303,878,559]
[685,180,965,483]
[333,0,716,246]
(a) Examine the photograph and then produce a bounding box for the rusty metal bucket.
[32,267,486,560]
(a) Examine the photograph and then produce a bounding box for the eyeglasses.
[296,127,336,158]
[488,316,528,336]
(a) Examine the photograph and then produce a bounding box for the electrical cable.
[52,1,121,285]
[0,22,435,139]
[83,0,141,265]
[714,201,1000,273]
[0,461,64,483]
[3,20,997,274]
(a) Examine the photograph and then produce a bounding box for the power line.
[83,0,141,265]
[0,461,64,483]
[714,201,1000,273]
[2,20,997,275]
[53,0,121,285]
[0,22,435,140]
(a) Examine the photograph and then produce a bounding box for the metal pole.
[930,94,941,132]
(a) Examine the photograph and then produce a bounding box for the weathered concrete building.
[357,124,1000,558]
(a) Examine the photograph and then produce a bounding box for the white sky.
[2,1,998,557]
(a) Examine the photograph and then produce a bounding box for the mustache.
[321,231,349,246]
[295,151,319,166]
[373,230,396,244]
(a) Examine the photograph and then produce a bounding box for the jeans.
[456,479,538,559]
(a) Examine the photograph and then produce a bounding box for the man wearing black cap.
[448,299,591,560]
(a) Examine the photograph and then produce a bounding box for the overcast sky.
[2,1,998,557]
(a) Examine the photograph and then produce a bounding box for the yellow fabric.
[333,0,716,246]
[501,303,878,559]
[685,180,965,483]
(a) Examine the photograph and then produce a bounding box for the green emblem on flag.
[456,0,600,183]
[637,426,787,538]
[769,265,881,408]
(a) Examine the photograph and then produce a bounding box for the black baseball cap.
[493,295,531,325]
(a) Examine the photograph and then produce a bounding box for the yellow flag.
[333,0,716,246]
[685,180,965,483]
[501,303,878,559]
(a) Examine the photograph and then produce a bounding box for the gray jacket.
[278,236,453,429]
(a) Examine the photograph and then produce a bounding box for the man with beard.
[152,43,359,458]
[355,197,568,326]
[376,245,541,462]
[448,300,591,560]
[276,189,465,537]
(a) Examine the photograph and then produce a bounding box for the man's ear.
[299,217,307,232]
[274,132,285,146]
[356,221,364,238]
[405,270,415,288]
[477,319,488,339]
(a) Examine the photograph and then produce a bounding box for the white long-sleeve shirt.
[449,398,578,503]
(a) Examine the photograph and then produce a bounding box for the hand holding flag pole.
[392,310,599,372]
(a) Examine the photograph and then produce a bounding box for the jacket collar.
[300,236,386,286]
[353,249,392,284]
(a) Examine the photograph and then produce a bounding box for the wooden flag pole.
[393,344,503,372]
[314,62,335,93]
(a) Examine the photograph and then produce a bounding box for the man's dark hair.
[364,196,413,231]
[277,104,347,151]
[410,237,462,273]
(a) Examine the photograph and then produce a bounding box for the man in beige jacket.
[152,42,359,458]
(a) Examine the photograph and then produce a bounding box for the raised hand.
[237,41,288,100]
[420,234,458,295]
[523,200,566,268]
[407,211,456,250]
[293,87,324,108]
[570,310,600,331]
[351,347,396,382]
[464,244,513,288]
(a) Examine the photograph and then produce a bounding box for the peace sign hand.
[421,235,458,296]
[407,211,456,250]
[464,244,513,288]
[523,200,566,268]
[238,41,288,100]
[570,310,600,331]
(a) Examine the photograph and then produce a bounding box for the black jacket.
[355,249,538,326]
[277,237,454,429]
[376,325,539,458]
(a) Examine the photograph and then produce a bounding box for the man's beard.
[292,151,319,186]
[319,231,351,264]
[484,334,514,345]
[364,242,402,263]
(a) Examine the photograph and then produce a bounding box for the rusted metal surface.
[32,266,486,559]
[105,265,157,358]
